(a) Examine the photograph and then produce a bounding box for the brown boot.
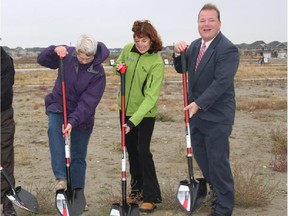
[139,202,156,213]
[2,198,17,216]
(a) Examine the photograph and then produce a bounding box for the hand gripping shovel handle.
[180,51,195,182]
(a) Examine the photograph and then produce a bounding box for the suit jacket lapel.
[195,49,213,75]
[191,41,201,70]
[189,41,201,87]
[192,32,223,86]
[190,39,201,77]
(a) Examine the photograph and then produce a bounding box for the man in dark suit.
[174,4,239,216]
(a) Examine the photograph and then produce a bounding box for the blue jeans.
[47,112,90,189]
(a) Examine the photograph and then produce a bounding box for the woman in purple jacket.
[37,34,109,192]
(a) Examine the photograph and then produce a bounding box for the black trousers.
[1,107,15,203]
[124,116,161,203]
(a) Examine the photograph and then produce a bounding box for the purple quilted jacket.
[37,42,109,133]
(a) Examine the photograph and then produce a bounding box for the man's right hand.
[184,102,200,118]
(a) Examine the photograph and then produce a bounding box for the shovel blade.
[56,189,86,216]
[56,190,70,216]
[176,178,207,214]
[109,203,140,216]
[109,203,122,216]
[7,186,39,214]
[71,188,86,216]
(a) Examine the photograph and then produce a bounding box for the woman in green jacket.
[114,20,164,213]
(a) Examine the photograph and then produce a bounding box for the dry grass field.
[11,58,287,216]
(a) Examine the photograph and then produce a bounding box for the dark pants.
[190,116,234,215]
[1,107,15,204]
[124,116,161,203]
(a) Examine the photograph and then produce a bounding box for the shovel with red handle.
[176,51,207,215]
[55,57,86,216]
[109,65,140,216]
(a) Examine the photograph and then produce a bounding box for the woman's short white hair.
[76,34,98,56]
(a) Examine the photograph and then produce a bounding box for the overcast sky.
[1,0,287,48]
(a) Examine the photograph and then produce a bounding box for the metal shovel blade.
[177,178,207,214]
[56,189,86,216]
[6,186,39,214]
[109,203,122,216]
[71,188,86,216]
[1,167,39,213]
[109,203,139,216]
[56,190,70,216]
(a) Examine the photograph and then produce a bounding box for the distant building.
[2,41,287,60]
[236,41,287,59]
[109,48,122,56]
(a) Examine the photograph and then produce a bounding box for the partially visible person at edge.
[174,4,239,216]
[1,47,18,216]
[113,20,164,213]
[37,34,109,202]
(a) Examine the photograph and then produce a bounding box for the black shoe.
[2,199,17,216]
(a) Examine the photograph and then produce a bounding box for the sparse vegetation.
[237,95,287,111]
[156,111,175,122]
[270,127,287,172]
[270,127,287,153]
[34,182,56,214]
[233,163,278,207]
[15,182,56,216]
[236,59,287,79]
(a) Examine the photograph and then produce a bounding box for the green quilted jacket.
[113,42,164,127]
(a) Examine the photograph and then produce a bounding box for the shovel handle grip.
[119,65,128,74]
